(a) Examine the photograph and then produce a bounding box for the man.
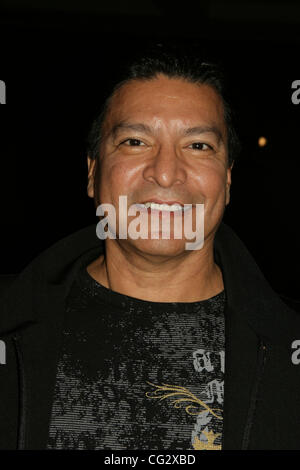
[1,47,300,451]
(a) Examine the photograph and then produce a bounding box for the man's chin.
[125,237,191,257]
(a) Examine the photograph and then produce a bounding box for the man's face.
[87,74,233,257]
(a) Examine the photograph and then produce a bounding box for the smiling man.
[1,46,300,451]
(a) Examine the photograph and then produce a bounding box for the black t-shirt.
[47,253,226,450]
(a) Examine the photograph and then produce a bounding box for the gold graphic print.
[146,381,223,450]
[193,431,222,450]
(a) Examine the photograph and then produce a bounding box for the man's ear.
[87,155,96,198]
[225,161,234,206]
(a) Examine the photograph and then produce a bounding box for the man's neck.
[87,240,224,303]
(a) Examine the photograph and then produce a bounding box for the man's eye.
[189,142,212,151]
[121,138,145,146]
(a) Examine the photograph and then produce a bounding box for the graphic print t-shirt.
[47,254,226,450]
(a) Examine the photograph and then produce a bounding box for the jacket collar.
[214,222,297,348]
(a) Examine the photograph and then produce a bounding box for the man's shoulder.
[4,224,101,282]
[0,275,18,293]
[0,225,104,335]
[279,294,300,313]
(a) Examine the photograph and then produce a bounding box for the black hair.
[86,43,241,168]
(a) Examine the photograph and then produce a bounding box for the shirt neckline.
[76,251,226,314]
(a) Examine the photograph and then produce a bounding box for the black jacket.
[1,222,300,450]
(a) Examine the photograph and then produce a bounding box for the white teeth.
[143,202,183,212]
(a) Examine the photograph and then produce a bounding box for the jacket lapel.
[18,283,66,449]
[222,303,262,449]
[214,223,300,449]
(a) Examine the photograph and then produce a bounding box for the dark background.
[0,0,299,300]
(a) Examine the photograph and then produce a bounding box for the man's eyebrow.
[109,122,223,142]
[183,125,223,142]
[110,122,153,138]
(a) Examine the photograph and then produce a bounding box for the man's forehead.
[104,77,226,135]
[111,77,222,109]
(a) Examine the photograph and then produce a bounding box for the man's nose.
[143,143,187,188]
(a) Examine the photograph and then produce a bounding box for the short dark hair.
[87,44,241,168]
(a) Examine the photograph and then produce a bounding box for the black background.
[0,1,299,300]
